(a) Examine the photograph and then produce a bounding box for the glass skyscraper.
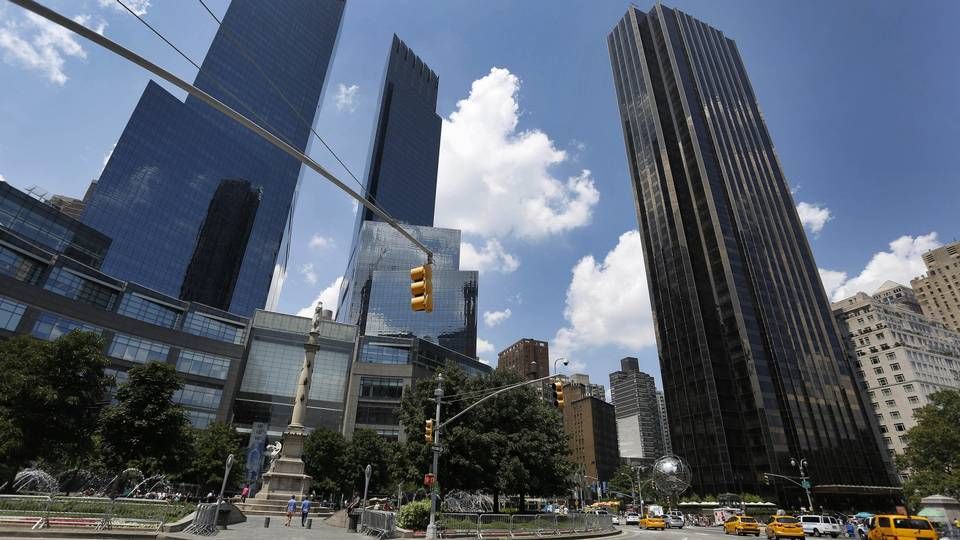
[81,0,345,316]
[608,5,895,501]
[355,35,441,228]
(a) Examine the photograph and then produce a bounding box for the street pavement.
[163,516,356,540]
[618,524,733,540]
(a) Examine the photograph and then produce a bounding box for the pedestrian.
[301,495,312,527]
[206,491,214,503]
[846,520,855,538]
[285,496,297,526]
[240,484,250,503]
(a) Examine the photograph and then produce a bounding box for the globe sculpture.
[651,454,692,499]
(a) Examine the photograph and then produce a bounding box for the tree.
[896,389,960,508]
[398,365,573,510]
[347,428,393,496]
[177,422,246,493]
[304,427,350,496]
[98,362,192,476]
[0,332,110,491]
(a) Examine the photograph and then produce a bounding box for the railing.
[0,494,172,532]
[182,503,218,536]
[360,509,396,539]
[438,513,614,538]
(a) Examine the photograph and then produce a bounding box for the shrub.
[397,500,431,531]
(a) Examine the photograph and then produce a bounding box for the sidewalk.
[164,517,355,540]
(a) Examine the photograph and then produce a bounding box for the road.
[619,524,742,540]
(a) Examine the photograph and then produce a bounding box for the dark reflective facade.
[0,182,110,269]
[356,35,441,228]
[82,0,345,316]
[337,221,477,358]
[608,5,895,500]
[181,179,261,310]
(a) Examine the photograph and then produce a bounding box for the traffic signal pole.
[7,0,434,265]
[426,374,444,540]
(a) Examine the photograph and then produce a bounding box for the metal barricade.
[555,513,575,534]
[183,503,218,536]
[0,494,50,529]
[439,513,481,538]
[479,514,512,539]
[360,509,396,538]
[509,514,544,537]
[0,495,172,532]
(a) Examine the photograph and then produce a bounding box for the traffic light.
[410,263,433,312]
[551,381,565,410]
[424,419,433,443]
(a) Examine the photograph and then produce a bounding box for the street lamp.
[554,358,569,374]
[363,464,373,510]
[789,457,814,511]
[213,454,234,532]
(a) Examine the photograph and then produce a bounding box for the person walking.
[285,496,297,526]
[240,484,250,503]
[301,496,312,527]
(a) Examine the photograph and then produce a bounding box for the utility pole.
[426,374,444,540]
[790,458,814,511]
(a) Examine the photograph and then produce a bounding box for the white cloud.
[460,239,519,274]
[482,308,512,328]
[553,230,656,359]
[824,232,940,301]
[72,14,107,36]
[335,83,359,112]
[299,263,318,285]
[97,0,149,16]
[818,268,848,300]
[435,68,600,240]
[296,276,344,318]
[0,12,88,85]
[476,338,496,364]
[796,202,832,235]
[308,233,334,250]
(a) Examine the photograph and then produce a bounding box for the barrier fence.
[438,513,615,538]
[0,494,173,532]
[182,503,219,536]
[360,509,397,538]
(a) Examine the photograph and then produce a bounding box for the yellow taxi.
[724,515,761,536]
[765,516,805,540]
[640,514,667,530]
[866,515,937,540]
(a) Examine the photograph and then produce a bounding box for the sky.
[1,0,958,393]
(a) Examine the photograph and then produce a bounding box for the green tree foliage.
[98,362,191,475]
[896,389,960,508]
[398,365,572,506]
[348,428,395,496]
[0,332,110,489]
[304,426,350,495]
[176,422,246,493]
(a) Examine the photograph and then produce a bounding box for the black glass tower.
[82,0,345,316]
[608,5,895,500]
[356,35,441,228]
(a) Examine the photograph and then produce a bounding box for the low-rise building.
[561,379,620,493]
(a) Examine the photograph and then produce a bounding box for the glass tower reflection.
[607,4,895,500]
[81,0,345,316]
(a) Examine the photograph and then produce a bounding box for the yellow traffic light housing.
[410,263,433,312]
[424,419,433,443]
[554,381,565,410]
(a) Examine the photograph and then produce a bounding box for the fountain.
[12,468,59,494]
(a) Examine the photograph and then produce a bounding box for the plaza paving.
[164,517,358,540]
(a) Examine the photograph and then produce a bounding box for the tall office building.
[609,358,662,460]
[912,241,960,333]
[561,381,620,492]
[656,391,672,454]
[82,0,345,316]
[355,35,441,228]
[571,373,607,401]
[498,338,550,379]
[608,5,894,499]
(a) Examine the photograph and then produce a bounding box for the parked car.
[612,515,620,525]
[666,514,685,529]
[626,512,641,525]
[766,516,805,540]
[866,515,937,540]
[724,515,761,536]
[800,515,842,537]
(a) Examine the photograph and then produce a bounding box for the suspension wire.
[114,0,294,149]
[194,0,382,212]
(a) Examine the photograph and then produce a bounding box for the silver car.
[666,515,685,529]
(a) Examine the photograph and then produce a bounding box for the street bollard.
[307,518,313,529]
[264,516,270,528]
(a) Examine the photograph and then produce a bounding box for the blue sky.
[1,0,958,392]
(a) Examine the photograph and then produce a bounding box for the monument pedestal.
[254,429,312,500]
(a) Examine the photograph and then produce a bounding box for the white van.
[799,515,841,537]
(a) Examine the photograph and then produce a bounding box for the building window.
[32,312,101,341]
[907,396,920,404]
[184,409,216,428]
[883,437,893,447]
[0,296,27,331]
[359,342,410,365]
[44,267,118,310]
[876,413,883,421]
[359,377,404,400]
[878,377,888,386]
[890,411,901,419]
[874,367,884,375]
[108,333,170,364]
[0,244,43,284]
[183,312,245,344]
[174,383,222,411]
[903,384,914,391]
[885,399,896,407]
[176,349,231,380]
[881,388,892,396]
[894,423,906,432]
[886,352,896,360]
[894,374,905,383]
[117,293,181,329]
[356,403,399,426]
[870,356,880,365]
[879,425,888,433]
[890,363,901,371]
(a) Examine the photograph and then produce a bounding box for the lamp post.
[425,374,444,540]
[214,454,235,531]
[790,457,814,511]
[363,464,372,510]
